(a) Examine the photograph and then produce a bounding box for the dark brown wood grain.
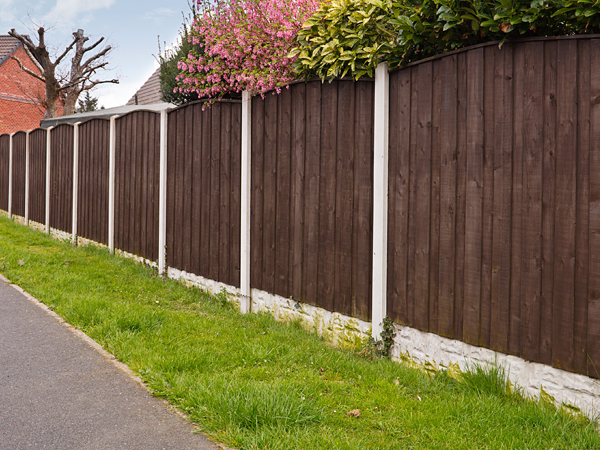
[114,111,159,261]
[28,129,47,225]
[49,125,73,232]
[552,40,578,372]
[588,39,600,378]
[0,134,9,211]
[11,131,26,218]
[77,119,109,244]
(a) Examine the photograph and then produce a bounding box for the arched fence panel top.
[77,117,111,129]
[167,98,242,115]
[29,128,47,139]
[388,33,600,75]
[115,109,162,123]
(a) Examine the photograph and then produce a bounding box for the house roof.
[126,67,162,106]
[0,35,42,69]
[0,35,22,66]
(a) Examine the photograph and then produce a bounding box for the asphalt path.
[0,278,221,450]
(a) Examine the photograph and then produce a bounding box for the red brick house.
[0,35,52,134]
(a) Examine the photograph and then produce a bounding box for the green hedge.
[291,0,600,79]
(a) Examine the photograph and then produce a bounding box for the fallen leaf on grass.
[65,260,73,265]
[394,379,399,386]
[347,409,361,418]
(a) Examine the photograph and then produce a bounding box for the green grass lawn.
[0,215,598,449]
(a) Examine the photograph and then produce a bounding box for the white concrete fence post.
[8,133,13,218]
[240,91,252,314]
[108,115,118,253]
[372,62,390,339]
[72,123,80,245]
[24,131,30,225]
[45,127,52,234]
[158,110,168,275]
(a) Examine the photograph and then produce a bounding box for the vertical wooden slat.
[200,105,212,277]
[139,114,150,260]
[521,41,544,362]
[317,82,338,313]
[510,45,525,356]
[210,104,222,281]
[407,67,419,328]
[463,48,484,345]
[413,62,433,331]
[437,55,458,338]
[480,46,496,348]
[388,70,412,325]
[587,38,600,378]
[250,98,265,289]
[166,110,177,267]
[355,80,374,321]
[429,61,442,334]
[552,40,578,371]
[275,90,292,297]
[574,40,590,375]
[230,102,242,287]
[490,44,514,354]
[302,81,321,305]
[335,81,355,316]
[290,84,306,301]
[183,106,194,271]
[191,105,203,275]
[219,105,232,284]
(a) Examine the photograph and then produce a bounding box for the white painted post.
[108,115,118,253]
[71,122,80,245]
[8,133,13,218]
[158,110,168,275]
[45,127,52,234]
[372,62,390,339]
[24,131,30,225]
[240,91,252,314]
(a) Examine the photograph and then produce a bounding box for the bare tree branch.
[10,56,46,82]
[82,37,105,55]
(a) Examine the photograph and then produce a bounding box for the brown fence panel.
[166,101,241,287]
[78,119,110,245]
[387,36,600,379]
[114,111,160,262]
[0,134,9,211]
[28,128,47,224]
[49,124,74,233]
[11,131,26,218]
[251,80,374,321]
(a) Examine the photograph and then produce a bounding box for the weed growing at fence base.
[0,216,598,450]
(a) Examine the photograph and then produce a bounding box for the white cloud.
[43,0,116,25]
[0,0,16,25]
[142,7,177,24]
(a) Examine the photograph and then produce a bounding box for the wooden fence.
[0,134,9,211]
[28,129,46,225]
[387,36,600,378]
[1,35,599,379]
[78,119,110,245]
[250,80,374,321]
[167,101,241,288]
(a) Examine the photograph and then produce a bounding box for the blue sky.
[0,0,193,107]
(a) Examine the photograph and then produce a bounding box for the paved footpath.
[0,278,221,450]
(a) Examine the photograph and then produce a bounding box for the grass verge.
[0,216,598,449]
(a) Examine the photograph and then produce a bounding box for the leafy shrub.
[292,0,600,80]
[176,0,320,100]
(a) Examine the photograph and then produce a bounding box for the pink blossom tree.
[176,0,320,100]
